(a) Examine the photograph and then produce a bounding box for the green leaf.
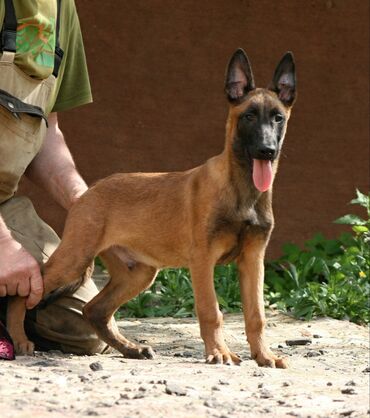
[352,225,369,233]
[334,214,366,226]
[350,189,369,209]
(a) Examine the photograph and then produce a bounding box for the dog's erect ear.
[225,49,255,104]
[269,52,296,107]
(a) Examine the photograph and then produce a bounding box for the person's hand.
[0,236,44,309]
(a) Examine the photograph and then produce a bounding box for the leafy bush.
[265,189,369,324]
[113,190,369,325]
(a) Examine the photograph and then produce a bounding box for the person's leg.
[0,196,109,354]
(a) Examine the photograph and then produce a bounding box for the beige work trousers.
[0,196,108,354]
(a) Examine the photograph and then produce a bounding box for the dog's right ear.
[225,49,255,104]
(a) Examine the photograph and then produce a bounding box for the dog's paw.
[253,350,288,369]
[205,347,241,365]
[123,344,155,360]
[14,339,35,356]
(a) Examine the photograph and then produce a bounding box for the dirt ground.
[0,311,368,418]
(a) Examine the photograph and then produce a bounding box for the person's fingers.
[17,277,31,298]
[0,284,6,297]
[26,269,44,309]
[4,280,17,296]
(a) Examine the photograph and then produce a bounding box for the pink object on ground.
[0,320,15,360]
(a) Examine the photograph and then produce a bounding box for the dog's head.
[225,49,296,192]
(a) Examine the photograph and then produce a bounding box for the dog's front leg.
[237,237,287,368]
[190,261,241,365]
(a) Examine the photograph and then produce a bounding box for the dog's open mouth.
[252,159,273,192]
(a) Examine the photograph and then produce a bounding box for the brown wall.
[20,0,369,258]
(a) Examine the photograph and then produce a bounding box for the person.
[0,0,111,356]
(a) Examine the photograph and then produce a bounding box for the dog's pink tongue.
[252,159,273,192]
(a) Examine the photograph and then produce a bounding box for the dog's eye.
[274,114,284,123]
[244,113,256,121]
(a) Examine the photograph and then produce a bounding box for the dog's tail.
[37,262,94,309]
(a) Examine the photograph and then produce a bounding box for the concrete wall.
[20,0,369,258]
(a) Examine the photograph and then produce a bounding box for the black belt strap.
[1,0,64,77]
[53,0,64,77]
[1,0,17,53]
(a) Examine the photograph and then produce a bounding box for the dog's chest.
[211,205,272,264]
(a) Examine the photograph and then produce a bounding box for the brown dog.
[8,49,296,367]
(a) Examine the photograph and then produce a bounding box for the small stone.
[258,383,264,388]
[260,389,273,399]
[133,392,145,399]
[138,386,147,392]
[130,369,139,376]
[219,379,229,385]
[304,351,322,357]
[252,370,265,377]
[313,334,322,338]
[285,338,312,346]
[341,388,356,395]
[156,379,166,384]
[278,400,286,405]
[204,399,218,408]
[33,387,40,393]
[120,393,131,400]
[362,367,370,373]
[79,375,90,383]
[340,411,355,417]
[211,385,220,391]
[282,381,291,387]
[165,383,187,396]
[345,380,356,386]
[86,409,99,416]
[327,382,333,386]
[89,362,103,372]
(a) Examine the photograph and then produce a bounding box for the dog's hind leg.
[7,297,35,355]
[82,248,157,359]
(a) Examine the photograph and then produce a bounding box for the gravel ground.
[0,311,368,418]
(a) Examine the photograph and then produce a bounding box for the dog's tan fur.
[7,50,296,367]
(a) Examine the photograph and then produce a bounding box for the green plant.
[265,190,369,324]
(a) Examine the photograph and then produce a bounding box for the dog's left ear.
[269,52,296,107]
[225,48,255,104]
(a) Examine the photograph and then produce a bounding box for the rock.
[304,350,322,357]
[362,367,370,373]
[89,362,103,371]
[260,389,273,399]
[327,382,333,386]
[219,379,229,385]
[345,380,356,386]
[341,388,357,395]
[313,334,323,338]
[252,370,265,377]
[286,338,312,346]
[165,383,187,396]
[211,385,220,391]
[340,411,355,416]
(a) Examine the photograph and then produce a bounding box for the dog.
[8,49,296,367]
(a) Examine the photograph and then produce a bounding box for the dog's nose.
[257,146,276,160]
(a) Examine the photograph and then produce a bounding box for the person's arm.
[25,112,88,210]
[0,112,87,308]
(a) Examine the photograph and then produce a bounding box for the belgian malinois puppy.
[8,49,296,367]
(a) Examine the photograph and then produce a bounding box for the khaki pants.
[0,196,108,354]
